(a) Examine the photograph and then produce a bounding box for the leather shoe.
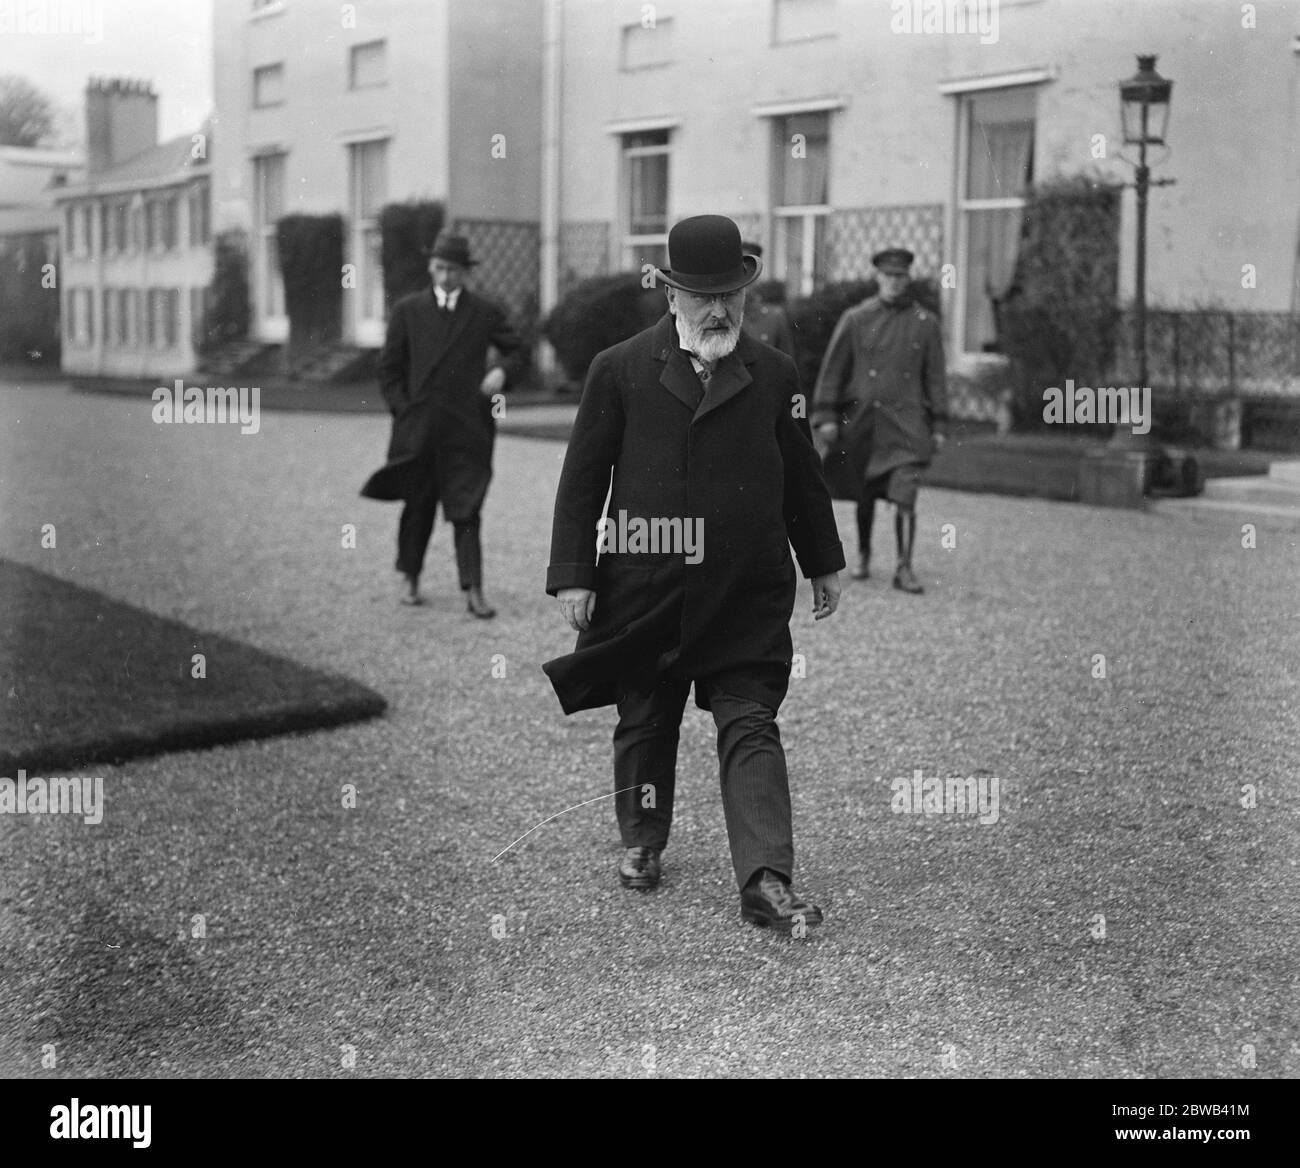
[740,869,823,932]
[892,565,924,594]
[466,588,496,619]
[619,846,661,890]
[398,573,423,606]
[851,553,870,580]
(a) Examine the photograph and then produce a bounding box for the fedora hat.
[425,232,478,267]
[655,215,761,294]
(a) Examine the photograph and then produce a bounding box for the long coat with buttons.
[360,286,522,518]
[811,295,948,493]
[543,313,845,716]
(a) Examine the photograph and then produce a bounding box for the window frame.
[619,17,675,71]
[619,129,671,269]
[347,136,389,339]
[769,110,832,298]
[252,151,288,331]
[771,0,838,46]
[252,62,286,109]
[348,39,388,89]
[952,82,1039,357]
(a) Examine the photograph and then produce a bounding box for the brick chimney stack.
[85,77,158,174]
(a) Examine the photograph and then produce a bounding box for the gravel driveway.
[1,379,1296,1078]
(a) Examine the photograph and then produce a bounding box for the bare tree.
[0,75,56,147]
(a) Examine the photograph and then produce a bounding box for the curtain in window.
[779,113,829,207]
[964,102,1033,351]
[628,154,668,235]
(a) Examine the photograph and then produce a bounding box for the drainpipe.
[538,0,563,381]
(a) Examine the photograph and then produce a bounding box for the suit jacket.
[543,313,845,716]
[361,286,522,513]
[811,295,947,492]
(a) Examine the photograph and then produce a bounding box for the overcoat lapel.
[651,313,755,419]
[695,351,753,422]
[652,316,702,414]
[407,292,445,392]
[658,351,704,414]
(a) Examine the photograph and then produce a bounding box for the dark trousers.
[612,674,794,890]
[396,472,483,589]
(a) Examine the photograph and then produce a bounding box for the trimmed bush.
[0,232,59,363]
[998,174,1122,434]
[543,272,665,383]
[202,228,251,350]
[277,213,344,363]
[378,200,445,306]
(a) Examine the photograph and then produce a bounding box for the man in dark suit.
[812,247,947,594]
[361,232,522,618]
[544,215,844,933]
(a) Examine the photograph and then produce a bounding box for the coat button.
[868,369,878,377]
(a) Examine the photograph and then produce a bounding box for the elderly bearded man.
[543,215,844,932]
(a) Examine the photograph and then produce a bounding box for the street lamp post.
[1081,54,1175,506]
[1112,54,1173,457]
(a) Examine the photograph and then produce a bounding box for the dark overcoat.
[543,314,845,716]
[811,295,948,497]
[360,286,522,519]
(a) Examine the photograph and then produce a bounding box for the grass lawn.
[0,559,386,775]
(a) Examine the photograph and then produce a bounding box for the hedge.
[545,271,942,389]
[378,200,445,306]
[999,174,1123,434]
[543,272,664,382]
[0,233,59,363]
[277,214,344,363]
[201,228,251,350]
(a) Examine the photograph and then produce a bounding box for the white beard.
[677,313,742,364]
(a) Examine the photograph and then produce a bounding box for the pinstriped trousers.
[612,676,795,890]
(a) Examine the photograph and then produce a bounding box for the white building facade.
[551,0,1300,370]
[212,0,543,347]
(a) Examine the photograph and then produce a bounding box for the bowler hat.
[655,215,761,294]
[425,232,478,267]
[872,247,914,273]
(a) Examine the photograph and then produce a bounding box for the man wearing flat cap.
[544,215,844,932]
[361,231,522,617]
[812,247,948,594]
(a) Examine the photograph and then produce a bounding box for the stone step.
[1268,459,1300,485]
[1153,468,1300,528]
[1150,493,1300,529]
[1202,474,1300,508]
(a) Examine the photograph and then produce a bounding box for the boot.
[892,509,923,594]
[853,500,874,580]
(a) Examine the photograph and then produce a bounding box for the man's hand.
[480,366,506,397]
[813,421,839,459]
[811,572,841,620]
[932,430,947,453]
[557,587,596,631]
